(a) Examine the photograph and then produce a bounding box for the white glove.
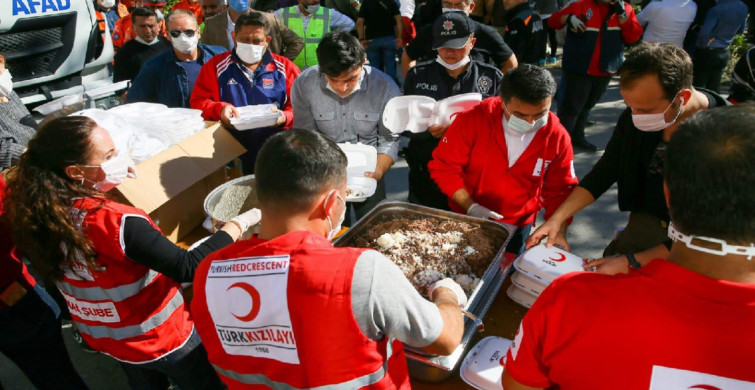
[230,208,262,233]
[567,14,586,33]
[467,203,504,220]
[428,278,468,307]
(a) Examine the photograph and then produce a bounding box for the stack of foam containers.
[508,244,586,308]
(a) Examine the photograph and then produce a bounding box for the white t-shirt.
[637,0,697,48]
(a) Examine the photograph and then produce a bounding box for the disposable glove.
[610,0,627,18]
[428,278,468,307]
[467,203,504,220]
[230,208,262,233]
[567,14,586,33]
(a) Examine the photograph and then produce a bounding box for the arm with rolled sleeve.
[330,9,356,32]
[291,76,318,131]
[619,4,644,44]
[375,79,402,161]
[189,58,228,121]
[541,132,578,223]
[428,111,478,198]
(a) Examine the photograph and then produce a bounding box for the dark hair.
[5,116,103,282]
[131,6,157,23]
[254,129,347,212]
[665,104,755,242]
[619,42,693,101]
[500,64,556,104]
[235,11,269,35]
[316,31,366,77]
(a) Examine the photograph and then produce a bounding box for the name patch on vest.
[205,255,299,364]
[62,293,121,323]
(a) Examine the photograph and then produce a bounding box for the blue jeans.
[118,329,224,390]
[506,223,533,256]
[0,284,87,389]
[366,35,398,83]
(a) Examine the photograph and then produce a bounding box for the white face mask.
[442,7,464,13]
[503,103,548,134]
[100,0,116,8]
[135,35,160,45]
[172,33,199,54]
[631,93,684,132]
[668,223,755,260]
[436,54,470,70]
[325,191,346,240]
[326,70,363,97]
[83,154,136,193]
[0,70,13,98]
[305,4,320,13]
[235,42,266,64]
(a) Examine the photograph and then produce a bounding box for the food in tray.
[355,217,496,296]
[212,184,258,222]
[346,187,365,198]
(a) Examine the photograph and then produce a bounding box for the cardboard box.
[112,122,245,242]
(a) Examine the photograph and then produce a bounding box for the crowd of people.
[1,0,755,388]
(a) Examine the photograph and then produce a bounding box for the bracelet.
[624,253,641,270]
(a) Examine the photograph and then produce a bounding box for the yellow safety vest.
[281,6,331,69]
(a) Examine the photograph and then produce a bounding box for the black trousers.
[540,17,558,59]
[406,137,451,211]
[346,178,386,226]
[692,47,730,94]
[557,72,611,144]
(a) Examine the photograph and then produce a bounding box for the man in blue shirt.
[127,9,226,107]
[692,0,748,93]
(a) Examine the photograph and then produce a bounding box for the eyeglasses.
[169,29,197,38]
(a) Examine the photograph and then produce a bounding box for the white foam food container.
[338,143,378,202]
[506,284,536,309]
[513,244,586,285]
[510,271,547,297]
[460,337,512,390]
[230,104,280,130]
[432,92,482,127]
[382,95,436,134]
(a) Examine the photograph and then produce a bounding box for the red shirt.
[171,0,204,24]
[505,260,755,389]
[429,97,577,227]
[549,0,643,76]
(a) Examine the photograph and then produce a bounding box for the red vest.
[191,231,411,389]
[56,198,193,363]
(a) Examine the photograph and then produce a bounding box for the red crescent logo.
[548,253,566,262]
[689,386,723,390]
[227,282,261,322]
[499,356,506,367]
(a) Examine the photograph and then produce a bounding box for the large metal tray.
[334,201,514,382]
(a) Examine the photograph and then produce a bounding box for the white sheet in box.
[338,143,378,202]
[230,104,281,130]
[510,271,546,297]
[506,284,536,308]
[513,244,585,284]
[460,337,512,390]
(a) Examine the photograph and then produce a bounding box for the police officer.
[404,12,503,210]
[502,0,546,65]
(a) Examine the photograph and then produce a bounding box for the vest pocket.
[352,111,380,136]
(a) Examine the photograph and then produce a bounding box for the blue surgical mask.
[503,103,548,134]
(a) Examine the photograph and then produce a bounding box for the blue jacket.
[695,0,748,49]
[127,44,227,108]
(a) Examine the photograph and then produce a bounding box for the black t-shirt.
[113,36,172,83]
[405,18,514,66]
[358,0,400,39]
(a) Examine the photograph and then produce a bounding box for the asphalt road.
[0,74,650,390]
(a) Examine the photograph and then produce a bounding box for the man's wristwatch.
[625,253,641,270]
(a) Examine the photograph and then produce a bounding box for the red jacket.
[190,51,298,128]
[56,198,194,363]
[191,231,410,389]
[429,97,578,227]
[549,0,642,76]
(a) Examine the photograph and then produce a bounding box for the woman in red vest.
[4,116,260,390]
